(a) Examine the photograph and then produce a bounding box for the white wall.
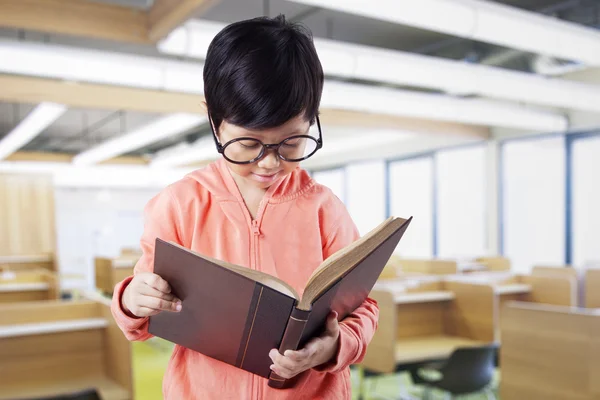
[54,186,160,290]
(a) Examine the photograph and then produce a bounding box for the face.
[217,115,312,191]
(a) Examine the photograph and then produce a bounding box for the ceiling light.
[0,102,67,160]
[72,114,206,166]
[286,0,600,66]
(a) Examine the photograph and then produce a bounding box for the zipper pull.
[252,220,261,236]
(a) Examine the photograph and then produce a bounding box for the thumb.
[326,311,340,336]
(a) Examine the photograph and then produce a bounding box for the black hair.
[203,14,324,131]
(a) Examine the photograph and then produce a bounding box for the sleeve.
[110,185,186,342]
[313,194,380,373]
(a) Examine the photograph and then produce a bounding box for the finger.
[270,363,297,379]
[269,350,298,371]
[129,306,162,318]
[283,348,309,362]
[140,295,181,312]
[139,285,179,303]
[326,312,340,335]
[300,340,320,359]
[143,274,171,294]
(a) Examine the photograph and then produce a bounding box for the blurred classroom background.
[1,0,600,399]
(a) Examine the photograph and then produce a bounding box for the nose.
[257,148,280,169]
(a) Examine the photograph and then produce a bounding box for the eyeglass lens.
[223,136,318,163]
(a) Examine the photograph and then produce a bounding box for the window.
[502,136,565,273]
[571,134,600,267]
[436,145,487,259]
[312,168,345,203]
[389,156,434,258]
[345,160,386,236]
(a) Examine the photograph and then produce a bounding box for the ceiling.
[0,0,599,159]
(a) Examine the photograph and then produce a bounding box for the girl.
[111,14,379,400]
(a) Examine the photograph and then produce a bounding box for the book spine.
[268,307,310,389]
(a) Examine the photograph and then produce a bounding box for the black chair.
[409,344,498,399]
[28,388,102,400]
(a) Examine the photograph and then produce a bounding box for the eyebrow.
[237,127,310,140]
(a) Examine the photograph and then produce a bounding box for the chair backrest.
[437,344,497,394]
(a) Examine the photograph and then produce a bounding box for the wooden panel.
[500,303,599,400]
[95,257,114,294]
[0,329,103,358]
[96,257,135,294]
[100,301,134,395]
[0,290,48,303]
[0,269,58,302]
[397,301,447,338]
[0,300,98,325]
[0,378,130,400]
[585,269,600,308]
[398,259,458,275]
[361,290,396,373]
[0,174,55,257]
[443,281,497,342]
[319,109,490,138]
[476,256,511,271]
[0,74,206,115]
[0,350,104,387]
[0,0,149,43]
[532,265,578,278]
[520,274,577,306]
[501,384,595,400]
[0,255,55,271]
[0,299,132,400]
[113,266,135,285]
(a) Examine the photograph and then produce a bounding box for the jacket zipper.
[249,200,268,400]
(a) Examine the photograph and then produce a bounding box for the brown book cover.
[148,216,412,388]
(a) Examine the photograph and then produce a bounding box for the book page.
[297,217,409,310]
[167,242,299,300]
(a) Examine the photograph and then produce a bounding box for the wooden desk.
[362,281,495,374]
[0,254,54,271]
[95,256,138,294]
[397,259,458,275]
[0,269,58,303]
[496,283,532,295]
[0,299,132,400]
[395,335,482,364]
[475,256,511,272]
[393,291,455,304]
[501,302,600,400]
[585,269,600,308]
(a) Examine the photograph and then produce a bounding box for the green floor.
[132,339,500,399]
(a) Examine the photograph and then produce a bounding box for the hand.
[121,272,182,318]
[269,311,340,379]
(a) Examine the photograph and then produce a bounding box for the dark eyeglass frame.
[208,114,323,165]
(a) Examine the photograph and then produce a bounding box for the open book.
[148,216,412,388]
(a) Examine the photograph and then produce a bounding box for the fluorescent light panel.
[0,40,568,131]
[321,81,568,132]
[0,102,67,160]
[159,20,600,113]
[72,114,206,166]
[286,0,600,66]
[0,39,204,94]
[150,135,216,168]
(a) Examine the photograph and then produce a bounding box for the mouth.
[252,172,280,183]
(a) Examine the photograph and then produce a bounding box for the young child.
[111,15,379,400]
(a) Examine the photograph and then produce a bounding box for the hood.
[184,158,315,204]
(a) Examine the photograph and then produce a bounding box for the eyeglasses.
[208,115,323,165]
